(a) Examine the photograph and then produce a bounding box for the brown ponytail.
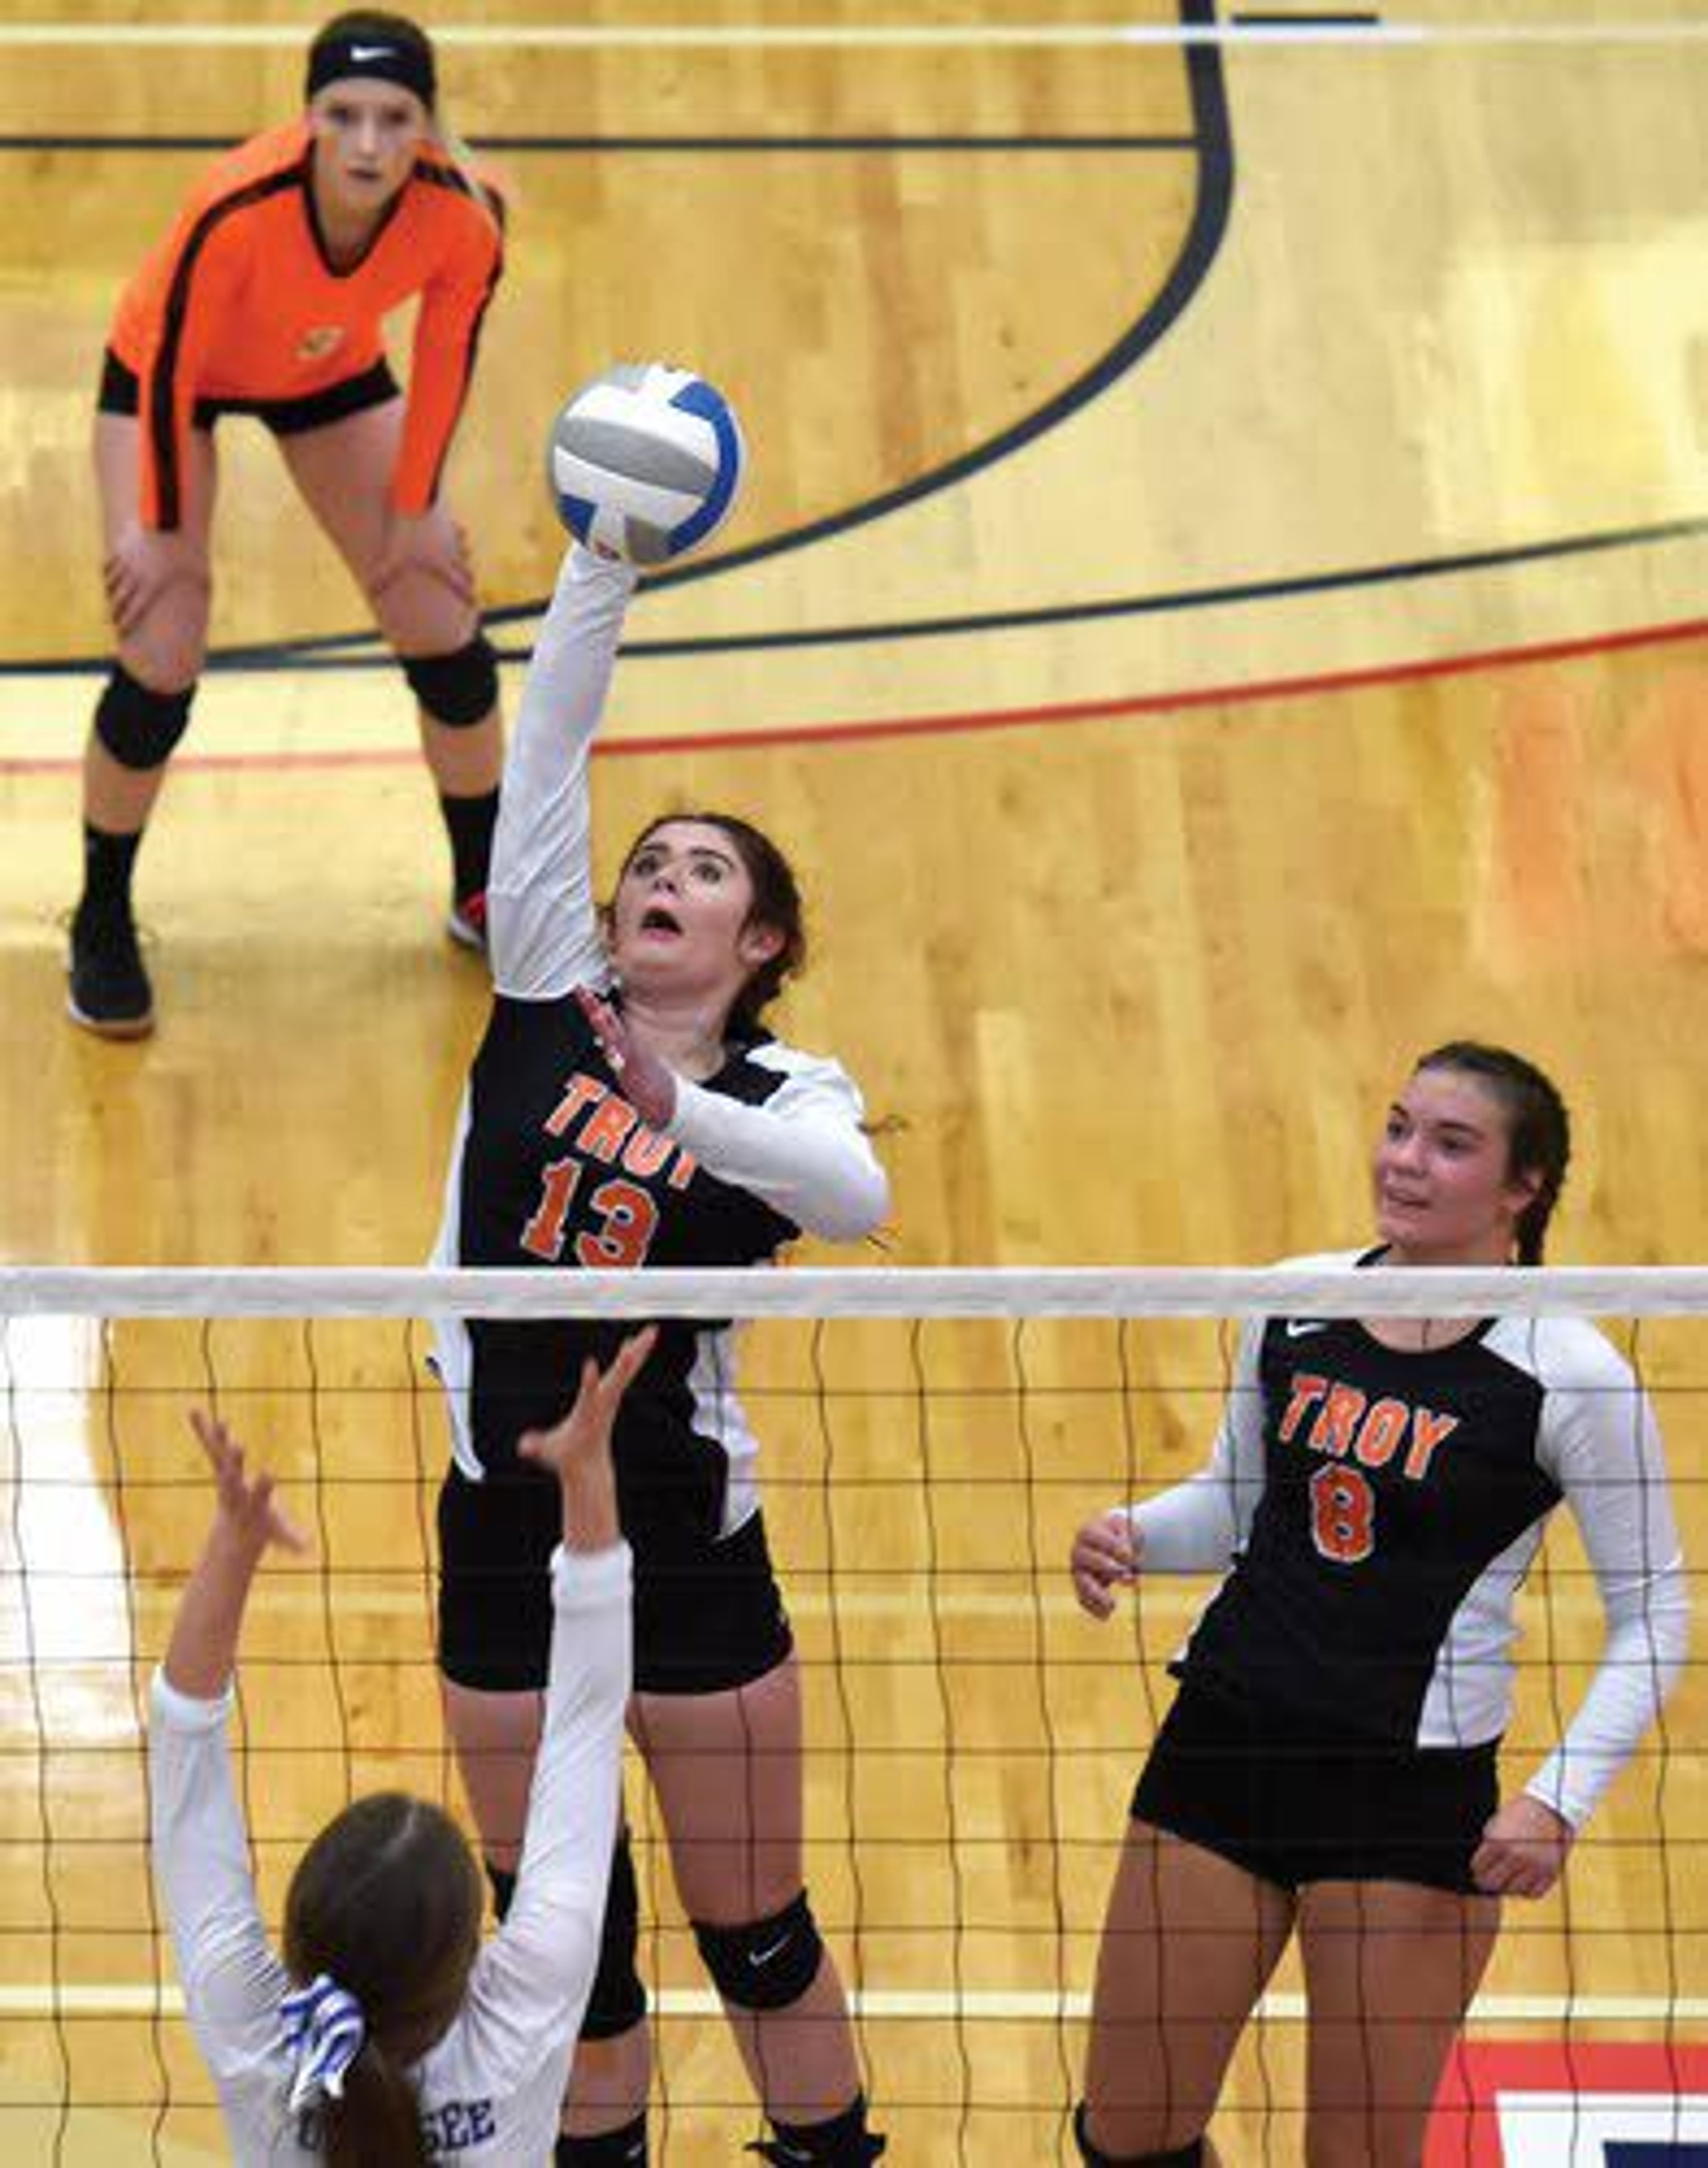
[322,2039,428,2166]
[284,1793,483,2166]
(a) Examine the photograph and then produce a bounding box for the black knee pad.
[94,664,195,771]
[692,1888,824,2013]
[403,633,498,727]
[1073,2104,1204,2166]
[580,1827,647,2041]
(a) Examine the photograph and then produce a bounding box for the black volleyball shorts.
[1131,1675,1500,1895]
[437,1464,794,1697]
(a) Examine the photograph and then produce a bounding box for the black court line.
[6,518,1703,678]
[5,0,1233,676]
[0,133,1198,155]
[4,0,1230,678]
[633,0,1234,604]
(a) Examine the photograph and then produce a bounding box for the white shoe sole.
[66,990,155,1040]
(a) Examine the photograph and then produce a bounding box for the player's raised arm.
[485,543,637,1001]
[161,1410,310,1700]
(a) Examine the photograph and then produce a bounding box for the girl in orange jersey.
[70,11,507,1037]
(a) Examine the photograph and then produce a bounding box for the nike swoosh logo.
[350,43,395,61]
[1285,1320,1328,1337]
[748,1933,792,1967]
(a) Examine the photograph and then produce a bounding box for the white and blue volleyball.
[547,363,745,566]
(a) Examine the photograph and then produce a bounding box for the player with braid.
[1069,1044,1690,2167]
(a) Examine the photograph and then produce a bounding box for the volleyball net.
[0,1266,1700,2165]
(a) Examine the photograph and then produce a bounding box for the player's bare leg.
[283,401,502,944]
[636,1656,870,2136]
[1297,1878,1498,2168]
[71,413,216,1035]
[1081,1822,1294,2163]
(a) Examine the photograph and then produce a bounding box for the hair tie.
[280,1973,367,2116]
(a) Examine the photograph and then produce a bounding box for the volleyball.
[546,362,745,566]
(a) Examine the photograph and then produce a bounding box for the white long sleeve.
[668,1050,890,1242]
[487,545,637,1001]
[1124,1319,1266,1573]
[1523,1344,1691,1830]
[443,1541,632,2095]
[148,1676,294,2107]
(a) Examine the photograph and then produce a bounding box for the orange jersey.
[110,121,504,529]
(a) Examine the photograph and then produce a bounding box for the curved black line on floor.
[12,0,1227,678]
[7,516,1701,678]
[342,0,1229,645]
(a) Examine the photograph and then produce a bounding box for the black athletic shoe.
[67,900,155,1039]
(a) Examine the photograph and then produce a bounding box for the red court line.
[3,614,1704,776]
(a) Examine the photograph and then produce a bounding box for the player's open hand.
[517,1327,658,1484]
[574,986,677,1129]
[188,1409,309,1558]
[104,521,206,640]
[1470,1795,1574,1899]
[371,507,476,608]
[1071,1509,1141,1619]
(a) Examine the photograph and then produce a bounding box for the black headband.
[306,27,436,109]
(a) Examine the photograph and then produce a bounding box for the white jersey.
[429,547,889,1550]
[150,1543,631,2162]
[1127,1251,1690,1829]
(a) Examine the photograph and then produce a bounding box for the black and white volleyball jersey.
[431,546,889,1551]
[1128,1252,1688,1829]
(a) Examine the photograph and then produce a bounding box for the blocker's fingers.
[605,1325,659,1395]
[189,1408,234,1467]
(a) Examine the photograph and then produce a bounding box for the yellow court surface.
[0,2,1704,2160]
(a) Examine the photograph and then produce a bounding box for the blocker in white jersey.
[429,542,889,2166]
[150,1344,645,2166]
[1069,1047,1690,2168]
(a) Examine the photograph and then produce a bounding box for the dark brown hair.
[616,812,807,1041]
[1414,1041,1572,1265]
[283,1793,483,2167]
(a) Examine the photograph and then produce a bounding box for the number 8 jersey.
[430,546,889,1554]
[1128,1251,1688,1830]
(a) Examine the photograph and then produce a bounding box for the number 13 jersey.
[430,547,888,1555]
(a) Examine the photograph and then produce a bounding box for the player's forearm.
[1124,1473,1251,1574]
[559,1460,621,1554]
[487,546,635,916]
[161,1525,269,1700]
[396,282,491,515]
[1525,1555,1690,1828]
[667,1077,890,1240]
[502,545,635,799]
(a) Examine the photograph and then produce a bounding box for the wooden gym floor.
[0,2,1704,2159]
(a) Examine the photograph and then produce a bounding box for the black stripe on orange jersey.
[412,159,504,506]
[151,161,306,529]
